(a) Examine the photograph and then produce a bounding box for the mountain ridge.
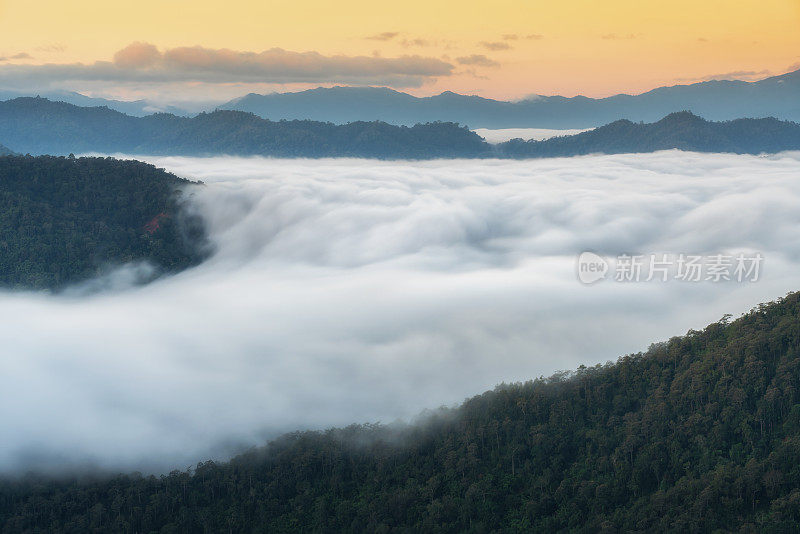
[0,89,195,117]
[218,68,800,128]
[501,111,800,157]
[0,97,490,158]
[1,98,798,159]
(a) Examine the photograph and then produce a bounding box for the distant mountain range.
[1,97,798,159]
[1,68,796,129]
[219,69,800,128]
[0,90,193,117]
[0,143,13,156]
[501,111,800,157]
[0,97,488,158]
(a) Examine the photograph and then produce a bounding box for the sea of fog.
[473,127,593,143]
[2,151,800,473]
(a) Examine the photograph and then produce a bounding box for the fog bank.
[473,127,593,143]
[2,151,800,473]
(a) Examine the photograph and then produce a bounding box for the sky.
[0,1,798,106]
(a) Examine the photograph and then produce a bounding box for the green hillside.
[0,155,207,289]
[2,292,800,532]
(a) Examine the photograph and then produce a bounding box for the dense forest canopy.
[2,291,800,532]
[0,155,207,290]
[1,98,799,159]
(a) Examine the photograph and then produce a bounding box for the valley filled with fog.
[473,127,593,143]
[3,151,800,473]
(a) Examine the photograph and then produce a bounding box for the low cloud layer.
[676,69,773,83]
[0,42,454,90]
[2,152,800,474]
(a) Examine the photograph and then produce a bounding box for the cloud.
[366,32,399,41]
[479,41,511,51]
[498,34,542,41]
[34,44,65,53]
[0,52,32,62]
[601,33,640,40]
[676,69,771,83]
[0,42,454,89]
[113,41,160,68]
[459,68,490,80]
[473,127,593,143]
[400,37,459,50]
[400,38,430,47]
[2,151,800,474]
[456,54,500,67]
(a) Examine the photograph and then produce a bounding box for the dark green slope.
[0,155,207,289]
[3,292,800,532]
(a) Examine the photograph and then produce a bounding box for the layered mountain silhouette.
[219,68,800,128]
[1,97,798,158]
[0,143,14,156]
[0,97,489,158]
[501,111,800,157]
[2,68,795,128]
[0,89,193,117]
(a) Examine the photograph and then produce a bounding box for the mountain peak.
[656,110,706,126]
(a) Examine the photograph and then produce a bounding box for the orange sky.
[0,0,797,102]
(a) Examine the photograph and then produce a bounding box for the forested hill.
[0,97,490,159]
[3,292,800,532]
[499,111,800,157]
[0,156,206,289]
[1,98,800,159]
